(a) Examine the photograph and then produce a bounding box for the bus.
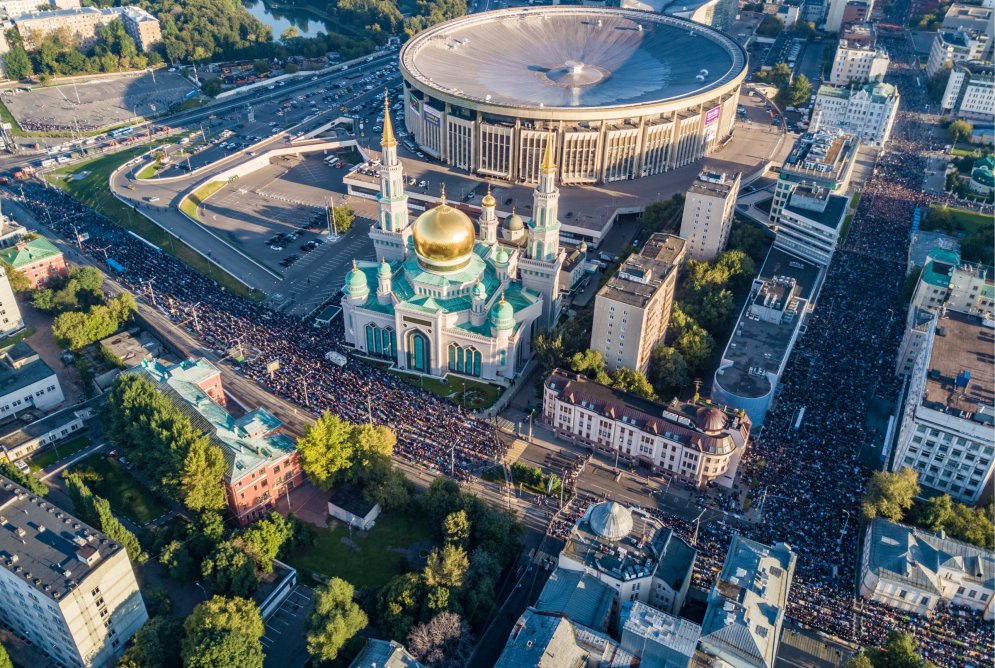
[110,126,135,139]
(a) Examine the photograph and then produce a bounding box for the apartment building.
[0,264,22,338]
[861,518,994,620]
[590,233,685,373]
[544,369,751,488]
[0,0,79,19]
[680,170,741,262]
[926,28,991,77]
[0,476,148,667]
[812,82,900,146]
[130,358,305,524]
[697,536,796,668]
[941,61,995,121]
[891,309,994,505]
[14,5,160,51]
[771,130,859,225]
[773,184,849,266]
[829,39,890,85]
[940,3,994,38]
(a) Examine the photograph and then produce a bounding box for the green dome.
[490,295,515,330]
[345,261,368,295]
[495,247,510,265]
[505,211,524,232]
[379,259,392,278]
[473,280,487,300]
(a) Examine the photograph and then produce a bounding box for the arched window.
[365,324,397,362]
[407,330,430,372]
[448,343,481,377]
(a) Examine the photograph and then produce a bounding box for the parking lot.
[262,585,314,668]
[2,71,195,133]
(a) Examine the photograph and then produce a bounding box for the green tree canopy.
[948,120,973,143]
[118,616,183,668]
[0,642,11,668]
[424,544,469,589]
[182,596,265,668]
[236,512,293,573]
[907,495,994,549]
[377,572,426,641]
[443,509,471,547]
[296,412,356,489]
[3,48,31,80]
[862,468,920,522]
[331,205,355,234]
[306,577,369,662]
[568,349,611,385]
[610,367,658,401]
[0,461,47,496]
[649,345,690,399]
[202,541,258,597]
[863,630,938,668]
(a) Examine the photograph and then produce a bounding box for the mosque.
[340,97,570,385]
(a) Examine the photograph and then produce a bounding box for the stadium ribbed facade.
[399,7,748,184]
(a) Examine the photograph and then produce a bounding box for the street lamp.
[194,581,208,600]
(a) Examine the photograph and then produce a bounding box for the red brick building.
[0,238,68,289]
[131,357,304,525]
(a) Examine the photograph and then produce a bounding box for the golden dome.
[481,185,496,208]
[412,187,476,272]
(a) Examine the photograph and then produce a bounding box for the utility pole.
[145,279,157,308]
[366,394,373,424]
[190,302,201,333]
[301,376,310,407]
[692,508,707,546]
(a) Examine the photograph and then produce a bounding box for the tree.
[182,596,265,668]
[861,467,920,522]
[2,265,31,292]
[351,423,396,478]
[201,78,222,97]
[237,512,293,573]
[782,73,812,107]
[0,643,11,668]
[649,345,690,397]
[296,411,355,489]
[641,198,681,235]
[948,119,973,143]
[118,616,183,668]
[727,222,770,262]
[306,578,369,662]
[610,367,658,401]
[377,573,425,641]
[252,60,270,75]
[443,510,470,547]
[0,461,47,496]
[51,292,136,350]
[281,27,300,41]
[331,204,355,234]
[407,612,473,667]
[864,630,937,668]
[907,495,995,549]
[756,14,783,37]
[180,437,226,513]
[202,542,258,597]
[846,652,874,668]
[284,63,299,74]
[364,466,411,511]
[3,47,31,80]
[569,349,611,385]
[424,544,469,589]
[532,331,566,374]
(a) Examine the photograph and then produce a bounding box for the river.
[242,0,336,39]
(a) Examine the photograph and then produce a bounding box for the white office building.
[812,82,900,146]
[0,476,149,667]
[829,40,890,85]
[926,29,991,77]
[0,264,22,337]
[941,61,995,121]
[861,518,994,621]
[892,309,994,505]
[680,170,741,262]
[773,184,849,266]
[0,342,63,419]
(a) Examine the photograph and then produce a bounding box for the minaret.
[520,130,564,330]
[372,92,412,262]
[377,258,393,305]
[478,185,498,246]
[528,132,561,262]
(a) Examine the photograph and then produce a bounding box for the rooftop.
[714,248,819,400]
[922,310,995,422]
[0,237,62,270]
[0,475,123,601]
[816,81,899,104]
[535,568,615,630]
[621,600,701,659]
[130,358,297,484]
[783,189,849,231]
[781,130,858,182]
[908,232,960,271]
[495,608,637,668]
[349,639,425,668]
[921,248,962,288]
[865,517,995,595]
[546,369,750,455]
[401,7,745,110]
[0,343,57,399]
[99,329,161,367]
[688,170,741,199]
[597,233,685,308]
[700,536,796,668]
[328,482,378,518]
[0,405,84,453]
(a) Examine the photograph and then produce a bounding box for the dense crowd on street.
[4,31,991,668]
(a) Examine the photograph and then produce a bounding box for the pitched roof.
[535,568,615,630]
[0,237,62,270]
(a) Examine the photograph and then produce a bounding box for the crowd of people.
[4,30,991,667]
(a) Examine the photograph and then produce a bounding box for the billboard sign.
[423,105,442,129]
[704,105,721,127]
[408,92,420,115]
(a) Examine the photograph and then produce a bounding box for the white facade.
[773,186,849,267]
[812,82,899,146]
[680,170,741,262]
[0,265,22,337]
[892,311,994,505]
[941,62,995,121]
[543,369,750,488]
[926,29,990,77]
[861,518,994,621]
[0,477,149,668]
[829,41,889,85]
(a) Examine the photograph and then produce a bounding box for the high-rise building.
[891,309,994,505]
[0,263,23,337]
[770,130,859,225]
[590,233,685,373]
[829,39,890,85]
[0,475,149,668]
[680,170,741,262]
[697,536,796,668]
[772,184,850,266]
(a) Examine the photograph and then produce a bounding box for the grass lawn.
[286,511,434,590]
[179,180,226,221]
[29,435,91,471]
[0,326,36,349]
[71,454,168,525]
[385,367,504,410]
[135,161,161,179]
[927,203,993,232]
[47,151,262,301]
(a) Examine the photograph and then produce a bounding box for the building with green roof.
[0,237,67,288]
[969,156,994,195]
[812,81,900,145]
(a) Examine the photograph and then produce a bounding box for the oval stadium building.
[399,7,748,185]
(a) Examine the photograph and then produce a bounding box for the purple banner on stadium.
[704,105,721,126]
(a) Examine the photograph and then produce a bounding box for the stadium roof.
[402,7,744,110]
